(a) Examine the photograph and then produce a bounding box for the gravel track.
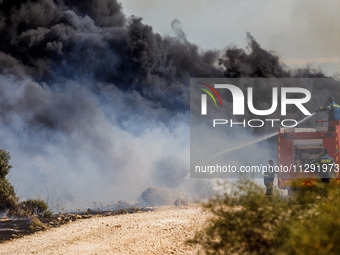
[0,206,209,255]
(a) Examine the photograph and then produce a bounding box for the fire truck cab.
[278,120,340,192]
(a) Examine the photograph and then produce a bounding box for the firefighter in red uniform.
[264,160,275,195]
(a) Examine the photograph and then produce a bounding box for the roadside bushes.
[0,148,51,217]
[188,180,340,255]
[0,178,17,214]
[0,149,18,215]
[19,199,49,216]
[0,148,12,178]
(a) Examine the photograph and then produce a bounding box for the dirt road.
[0,206,209,255]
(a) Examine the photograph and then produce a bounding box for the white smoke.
[0,74,190,209]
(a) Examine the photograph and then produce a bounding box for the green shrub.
[20,199,49,216]
[42,210,53,219]
[0,149,12,178]
[281,184,340,255]
[0,149,17,214]
[0,178,17,210]
[188,180,340,255]
[0,149,51,218]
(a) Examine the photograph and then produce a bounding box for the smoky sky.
[122,0,340,75]
[0,0,339,209]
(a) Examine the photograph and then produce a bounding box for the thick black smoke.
[216,33,340,131]
[0,1,336,127]
[0,0,338,208]
[0,0,221,115]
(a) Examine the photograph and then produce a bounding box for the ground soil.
[0,205,209,255]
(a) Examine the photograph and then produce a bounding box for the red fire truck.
[278,120,340,193]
